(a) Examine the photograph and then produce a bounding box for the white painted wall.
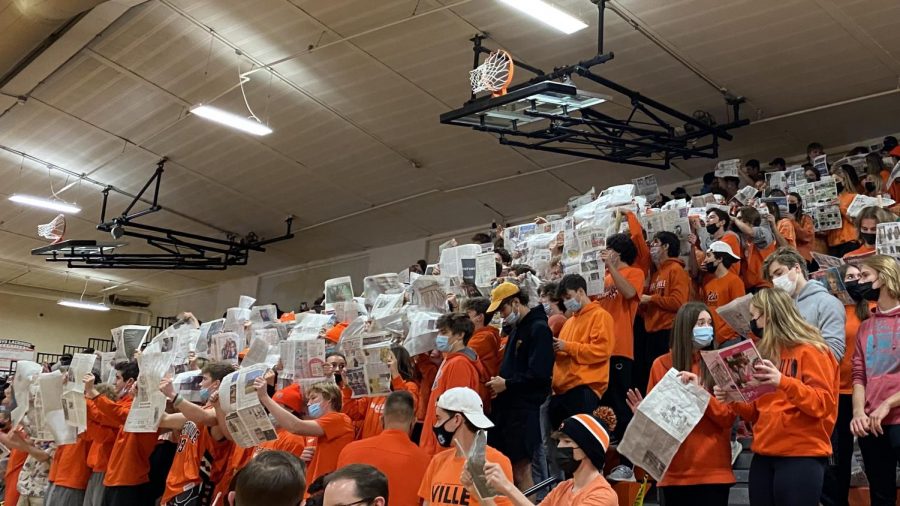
[151,275,259,323]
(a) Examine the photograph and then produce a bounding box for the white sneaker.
[731,441,743,465]
[608,465,636,482]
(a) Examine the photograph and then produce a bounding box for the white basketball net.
[469,50,513,94]
[37,213,66,243]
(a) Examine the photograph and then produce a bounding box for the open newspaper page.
[618,368,710,481]
[457,430,497,500]
[38,371,76,444]
[363,273,403,308]
[112,325,150,361]
[288,313,331,341]
[249,305,279,326]
[61,353,96,429]
[11,360,42,427]
[211,332,244,366]
[700,340,775,402]
[439,244,482,282]
[370,293,404,322]
[474,252,496,288]
[173,370,204,403]
[324,276,354,307]
[28,382,52,441]
[715,294,753,339]
[196,318,226,359]
[411,276,448,313]
[632,175,659,201]
[125,351,175,433]
[811,268,854,305]
[279,339,326,381]
[403,310,442,356]
[241,336,281,369]
[715,159,740,178]
[224,307,251,334]
[567,187,596,214]
[811,204,842,232]
[98,352,117,385]
[876,222,900,258]
[341,335,393,399]
[217,364,277,448]
[847,194,895,219]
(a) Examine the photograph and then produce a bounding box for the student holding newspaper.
[715,288,838,506]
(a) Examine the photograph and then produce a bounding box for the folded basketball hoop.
[469,49,515,97]
[37,214,66,244]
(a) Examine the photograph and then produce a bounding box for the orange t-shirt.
[418,446,514,506]
[701,272,746,343]
[305,412,354,485]
[552,302,614,398]
[337,429,430,506]
[212,445,255,501]
[342,377,418,440]
[539,476,618,506]
[649,354,735,487]
[597,265,645,359]
[49,435,92,489]
[644,259,691,332]
[415,357,439,423]
[777,218,796,248]
[92,395,160,487]
[4,449,27,506]
[827,193,859,246]
[730,343,839,457]
[791,215,816,261]
[468,326,503,378]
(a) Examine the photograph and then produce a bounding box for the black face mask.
[556,446,580,477]
[865,182,877,193]
[845,280,863,302]
[749,318,763,338]
[788,203,798,215]
[854,281,881,302]
[860,232,876,245]
[836,182,845,193]
[703,262,718,274]
[705,223,719,235]
[432,418,458,448]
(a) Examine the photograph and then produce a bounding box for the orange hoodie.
[91,395,160,486]
[597,265,645,359]
[729,343,838,457]
[643,258,690,332]
[415,357,439,423]
[342,376,419,440]
[626,211,652,277]
[419,348,492,456]
[49,434,92,490]
[701,271,746,344]
[467,326,503,378]
[649,354,735,487]
[552,301,614,398]
[827,193,859,247]
[85,398,118,473]
[791,215,816,261]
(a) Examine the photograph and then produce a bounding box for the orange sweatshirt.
[791,215,816,261]
[729,343,839,457]
[342,376,418,440]
[643,258,690,332]
[627,211,652,277]
[649,354,735,487]
[701,271,746,343]
[91,395,160,486]
[839,304,871,394]
[597,265,645,359]
[85,399,118,473]
[49,434,92,489]
[741,230,776,290]
[467,326,503,378]
[415,357,438,423]
[777,218,796,249]
[552,301,614,398]
[827,193,859,246]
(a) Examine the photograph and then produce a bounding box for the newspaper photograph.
[715,159,740,178]
[812,204,842,232]
[619,368,710,481]
[700,340,775,403]
[288,313,331,340]
[403,310,442,356]
[813,154,829,177]
[370,293,404,321]
[363,273,403,308]
[279,339,326,380]
[632,175,659,201]
[411,276,448,313]
[38,371,76,444]
[341,338,393,398]
[217,364,277,448]
[196,318,225,358]
[475,252,496,288]
[325,276,354,306]
[250,305,279,326]
[439,244,482,281]
[876,222,900,257]
[211,332,243,365]
[811,252,845,269]
[111,325,150,361]
[715,294,753,339]
[173,370,205,404]
[124,351,175,433]
[811,267,854,305]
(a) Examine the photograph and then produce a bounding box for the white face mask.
[773,271,797,295]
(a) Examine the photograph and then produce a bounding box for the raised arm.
[254,377,324,437]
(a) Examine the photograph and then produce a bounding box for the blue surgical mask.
[564,298,582,313]
[199,388,210,403]
[692,326,714,349]
[542,302,552,315]
[308,402,323,419]
[435,335,452,352]
[504,311,519,326]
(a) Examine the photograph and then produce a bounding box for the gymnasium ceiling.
[0,0,899,301]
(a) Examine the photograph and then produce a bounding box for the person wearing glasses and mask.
[323,464,388,506]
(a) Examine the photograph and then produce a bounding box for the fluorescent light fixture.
[9,194,81,214]
[497,0,588,34]
[190,105,273,136]
[57,299,110,311]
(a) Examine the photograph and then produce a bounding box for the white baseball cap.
[436,387,494,429]
[707,240,740,259]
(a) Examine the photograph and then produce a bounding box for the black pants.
[659,483,732,506]
[858,424,900,506]
[633,325,670,396]
[548,384,600,430]
[599,356,633,443]
[748,454,826,506]
[102,483,154,506]
[820,393,854,506]
[831,241,861,258]
[148,441,177,503]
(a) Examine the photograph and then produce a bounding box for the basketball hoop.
[469,49,515,97]
[37,214,66,244]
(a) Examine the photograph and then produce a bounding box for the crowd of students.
[0,138,899,506]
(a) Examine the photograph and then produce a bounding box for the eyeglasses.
[333,499,375,506]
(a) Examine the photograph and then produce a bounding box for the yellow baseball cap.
[487,281,520,313]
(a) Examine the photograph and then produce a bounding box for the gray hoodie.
[795,280,846,361]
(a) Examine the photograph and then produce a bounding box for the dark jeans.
[659,483,732,506]
[599,356,633,443]
[748,454,826,506]
[102,483,153,506]
[548,384,600,430]
[858,424,900,506]
[820,393,854,506]
[633,324,670,396]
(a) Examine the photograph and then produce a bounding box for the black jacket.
[496,305,555,409]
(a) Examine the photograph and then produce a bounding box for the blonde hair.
[861,255,900,300]
[308,381,342,411]
[750,288,829,360]
[855,206,894,229]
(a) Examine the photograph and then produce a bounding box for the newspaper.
[567,187,596,214]
[111,325,150,361]
[173,370,205,403]
[847,194,895,218]
[38,371,76,444]
[324,276,355,307]
[61,353,96,429]
[288,313,330,340]
[887,159,900,188]
[341,336,393,398]
[410,276,448,313]
[733,186,758,205]
[439,244,482,281]
[10,361,41,428]
[813,154,829,177]
[716,294,753,339]
[27,382,52,441]
[124,351,175,433]
[632,175,659,201]
[362,273,403,308]
[370,293,404,321]
[217,364,278,448]
[811,204,842,232]
[241,336,280,369]
[619,368,710,481]
[98,352,116,385]
[596,184,635,208]
[797,178,838,208]
[456,430,497,500]
[475,252,496,287]
[566,248,604,296]
[701,340,776,402]
[761,196,788,216]
[812,252,845,269]
[876,222,900,257]
[249,305,279,326]
[811,268,854,305]
[765,171,786,192]
[831,154,868,174]
[196,318,226,358]
[715,159,740,178]
[279,339,326,380]
[437,238,458,255]
[224,307,250,333]
[211,332,244,365]
[403,310,442,356]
